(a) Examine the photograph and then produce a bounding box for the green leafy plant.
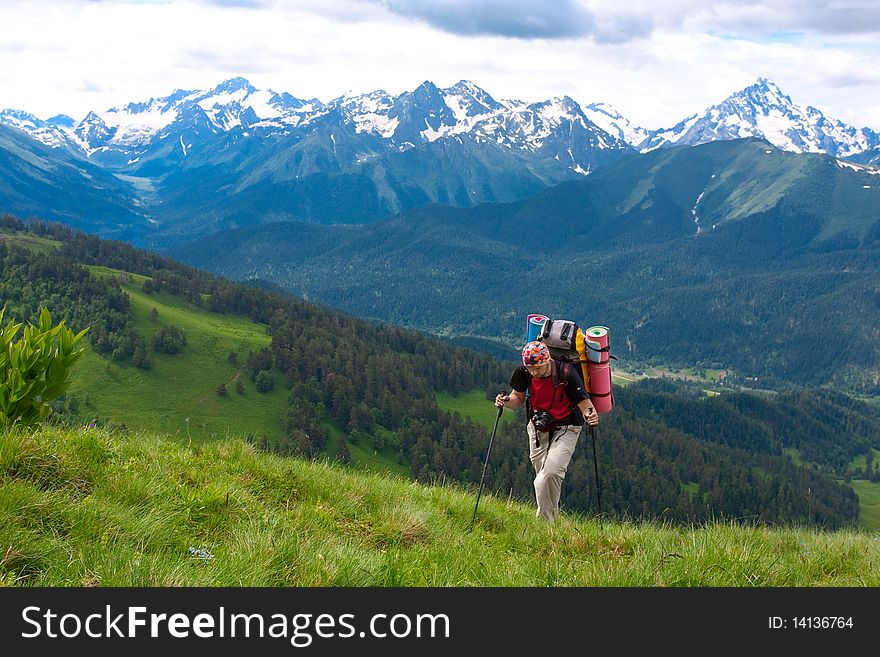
[0,307,89,427]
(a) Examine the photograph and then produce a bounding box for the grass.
[783,447,804,466]
[69,266,409,476]
[2,425,877,587]
[849,448,880,474]
[0,229,62,255]
[435,390,499,431]
[851,480,880,530]
[69,267,289,442]
[322,421,409,478]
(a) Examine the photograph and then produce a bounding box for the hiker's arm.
[577,398,599,426]
[495,389,525,410]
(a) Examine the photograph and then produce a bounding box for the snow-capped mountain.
[583,102,651,149]
[1,77,631,177]
[0,109,76,150]
[5,76,879,169]
[638,78,880,157]
[0,77,636,244]
[3,76,878,249]
[66,77,325,158]
[325,80,632,173]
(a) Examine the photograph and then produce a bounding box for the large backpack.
[537,318,590,388]
[538,317,615,413]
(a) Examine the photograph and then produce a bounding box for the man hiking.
[495,340,599,521]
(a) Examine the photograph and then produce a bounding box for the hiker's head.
[522,341,551,377]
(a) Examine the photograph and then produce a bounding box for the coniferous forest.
[2,215,877,529]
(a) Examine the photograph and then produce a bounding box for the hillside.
[2,424,878,587]
[2,216,878,529]
[0,216,505,473]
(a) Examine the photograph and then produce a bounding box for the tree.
[235,380,245,395]
[255,370,274,393]
[216,383,228,396]
[0,307,88,427]
[149,307,159,321]
[151,325,187,354]
[131,345,151,369]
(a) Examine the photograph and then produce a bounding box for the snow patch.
[99,106,178,145]
[836,159,880,175]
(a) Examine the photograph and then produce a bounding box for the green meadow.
[1,425,878,587]
[64,265,407,476]
[435,389,499,431]
[850,481,880,530]
[0,229,61,254]
[68,267,288,442]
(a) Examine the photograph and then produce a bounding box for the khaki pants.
[527,422,581,522]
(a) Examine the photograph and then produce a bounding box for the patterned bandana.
[521,341,550,366]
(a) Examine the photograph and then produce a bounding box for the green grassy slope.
[851,481,880,530]
[1,425,878,587]
[63,265,408,475]
[68,267,288,442]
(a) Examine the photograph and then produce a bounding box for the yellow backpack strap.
[575,328,591,392]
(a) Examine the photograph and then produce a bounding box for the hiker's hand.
[584,406,599,426]
[495,392,510,408]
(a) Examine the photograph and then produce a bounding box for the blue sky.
[1,0,878,129]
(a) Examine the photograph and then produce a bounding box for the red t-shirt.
[510,359,590,425]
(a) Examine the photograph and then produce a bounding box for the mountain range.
[2,76,879,395]
[6,76,878,163]
[1,77,878,248]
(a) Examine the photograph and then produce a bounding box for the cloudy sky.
[2,0,879,129]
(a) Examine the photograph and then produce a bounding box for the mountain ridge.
[4,76,877,162]
[1,76,878,248]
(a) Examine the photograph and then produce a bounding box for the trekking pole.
[589,424,603,517]
[469,401,505,532]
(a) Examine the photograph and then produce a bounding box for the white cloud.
[0,0,877,130]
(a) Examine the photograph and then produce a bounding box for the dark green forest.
[2,215,876,528]
[172,139,880,395]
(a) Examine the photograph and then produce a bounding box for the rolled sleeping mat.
[585,326,610,364]
[588,361,614,413]
[525,314,549,400]
[527,314,548,343]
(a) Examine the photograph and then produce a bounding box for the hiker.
[495,340,599,521]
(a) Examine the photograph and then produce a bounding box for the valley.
[4,220,876,528]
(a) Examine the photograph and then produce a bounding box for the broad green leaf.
[0,306,89,427]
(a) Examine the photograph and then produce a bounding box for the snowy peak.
[72,111,117,152]
[4,76,876,177]
[641,77,880,158]
[332,90,397,137]
[58,79,323,155]
[46,114,76,129]
[445,80,504,117]
[100,98,180,146]
[0,108,42,131]
[213,76,255,95]
[742,77,792,109]
[389,80,459,143]
[584,102,651,147]
[0,108,73,148]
